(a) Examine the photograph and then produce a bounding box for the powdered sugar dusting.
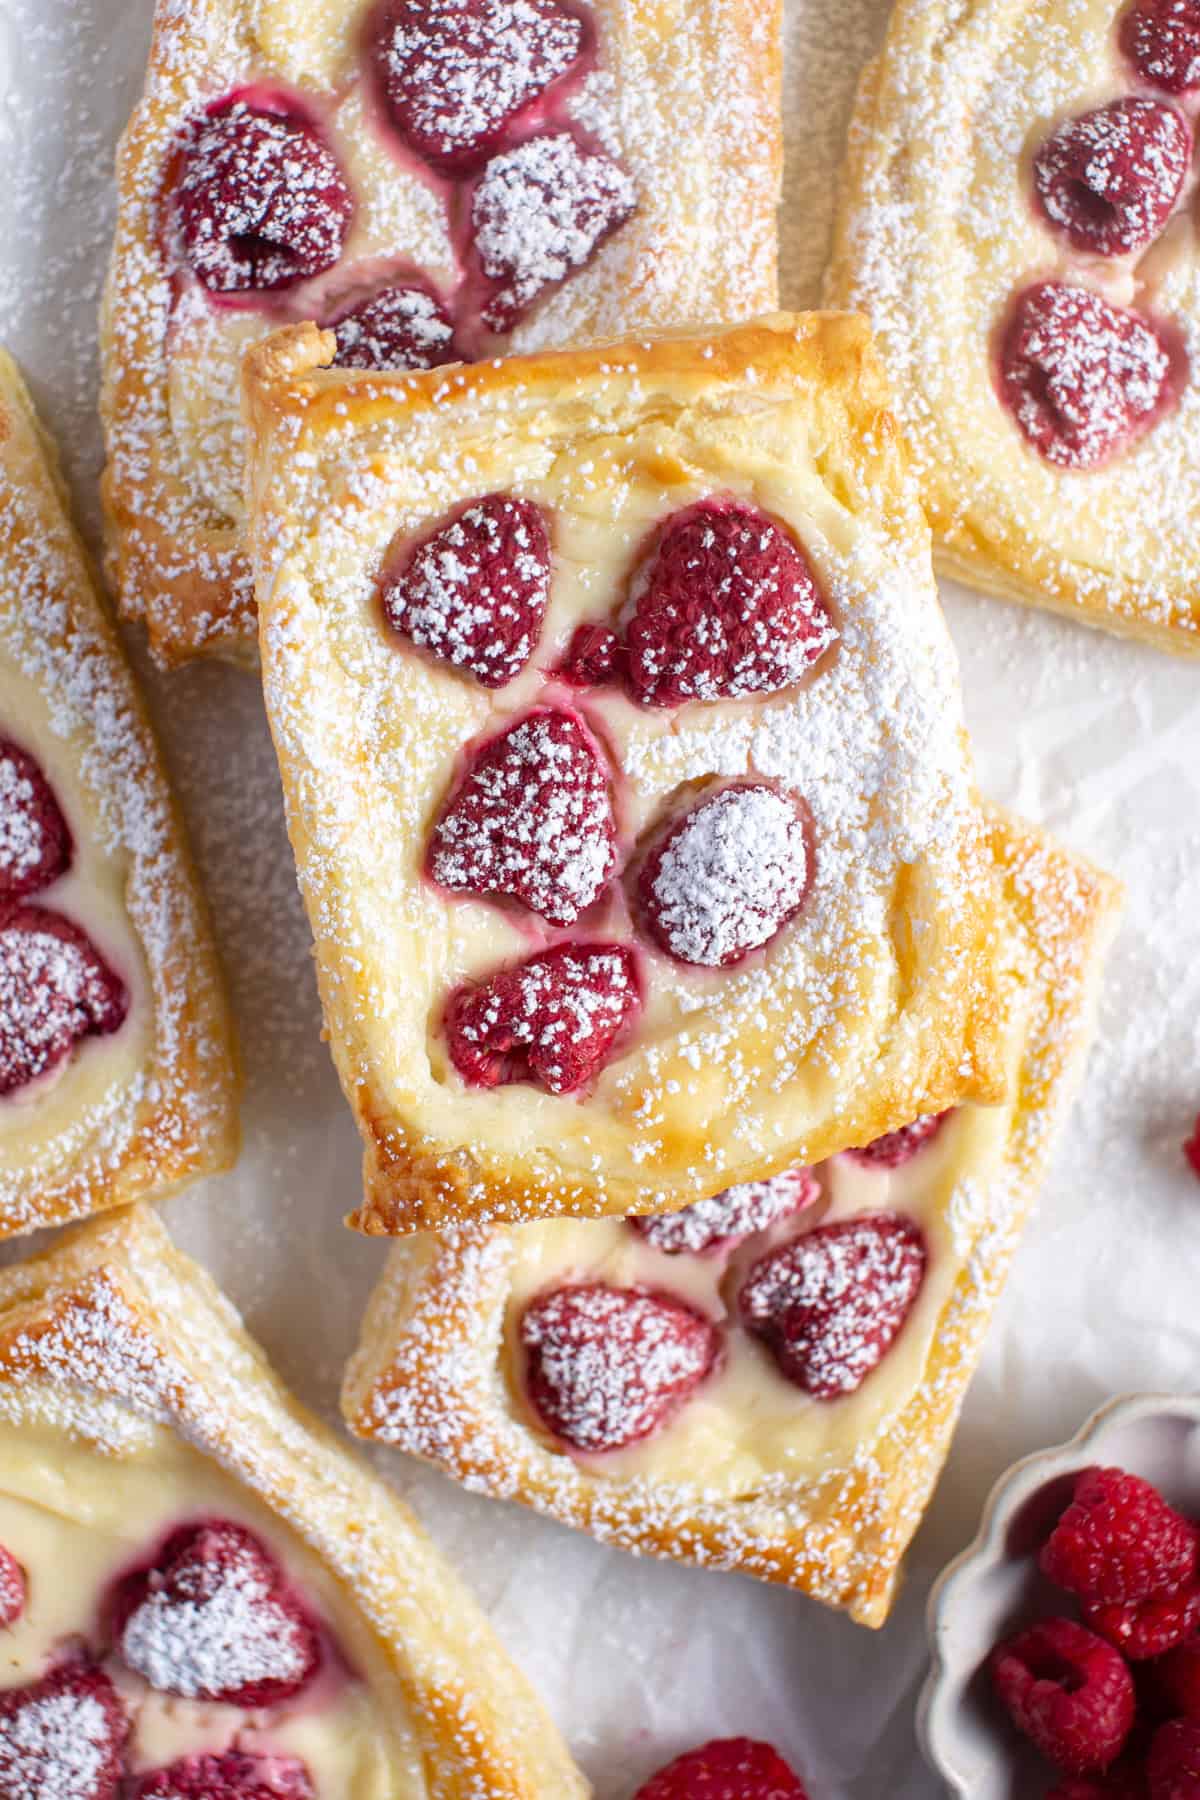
[121,1548,311,1701]
[631,1167,821,1254]
[0,750,55,889]
[0,1687,117,1800]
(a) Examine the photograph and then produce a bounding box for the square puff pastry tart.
[100,0,782,668]
[0,1205,588,1799]
[342,812,1121,1629]
[826,0,1200,653]
[0,352,238,1240]
[243,313,1010,1236]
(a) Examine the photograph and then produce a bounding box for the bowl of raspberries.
[919,1394,1200,1797]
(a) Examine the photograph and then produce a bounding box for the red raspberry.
[520,1282,721,1452]
[1148,1720,1200,1798]
[630,1168,821,1256]
[738,1213,927,1401]
[0,738,72,902]
[0,1662,129,1800]
[368,0,588,174]
[1040,1469,1197,1607]
[327,283,458,371]
[471,132,637,332]
[1085,1584,1200,1660]
[173,97,352,294]
[1151,1639,1200,1719]
[427,708,617,926]
[625,499,836,707]
[0,906,129,1096]
[0,1545,25,1627]
[1033,98,1189,257]
[446,941,640,1094]
[1121,0,1200,94]
[991,1618,1136,1774]
[847,1112,950,1168]
[113,1518,320,1709]
[633,1737,809,1799]
[1183,1116,1200,1179]
[130,1752,315,1800]
[382,494,551,688]
[1049,1768,1149,1799]
[555,622,624,688]
[639,784,811,968]
[999,282,1175,470]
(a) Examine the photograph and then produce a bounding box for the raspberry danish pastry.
[0,1206,587,1799]
[343,812,1119,1626]
[0,352,237,1239]
[100,0,782,667]
[827,0,1200,652]
[243,314,1009,1233]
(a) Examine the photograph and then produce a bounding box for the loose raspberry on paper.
[632,1736,810,1799]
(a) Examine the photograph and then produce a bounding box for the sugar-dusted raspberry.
[739,1213,926,1400]
[427,707,617,926]
[1033,98,1190,257]
[1085,1582,1200,1660]
[130,1752,315,1800]
[625,499,836,707]
[555,622,624,688]
[0,1545,25,1627]
[446,941,640,1093]
[521,1282,721,1451]
[633,1736,810,1799]
[1183,1116,1200,1179]
[1048,1767,1149,1799]
[1148,1719,1200,1798]
[847,1112,949,1168]
[0,737,72,902]
[327,283,458,371]
[471,131,636,332]
[114,1518,320,1709]
[382,494,551,687]
[1151,1637,1200,1718]
[991,1618,1136,1774]
[0,906,129,1096]
[173,97,352,294]
[639,784,811,968]
[999,281,1175,470]
[630,1168,821,1256]
[0,1662,129,1800]
[368,0,588,173]
[1040,1468,1197,1608]
[1121,0,1200,94]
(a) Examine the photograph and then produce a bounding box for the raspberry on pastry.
[1032,98,1190,258]
[0,1545,24,1627]
[1120,0,1200,93]
[1040,1467,1197,1607]
[0,1663,129,1800]
[0,907,129,1097]
[445,942,641,1093]
[629,1168,821,1256]
[555,622,624,688]
[129,1751,315,1800]
[847,1112,949,1168]
[0,738,72,903]
[326,282,458,371]
[991,1618,1136,1773]
[633,1736,810,1799]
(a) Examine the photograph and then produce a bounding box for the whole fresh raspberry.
[0,1662,129,1800]
[1040,1468,1197,1607]
[991,1618,1136,1773]
[130,1752,315,1799]
[327,283,457,371]
[382,494,551,687]
[1148,1719,1200,1798]
[471,132,637,332]
[427,708,617,926]
[1033,98,1190,257]
[999,282,1175,470]
[738,1214,927,1401]
[0,1545,25,1627]
[113,1518,321,1709]
[368,0,588,173]
[1048,1767,1149,1799]
[555,622,624,688]
[0,737,72,902]
[521,1282,721,1451]
[847,1112,949,1168]
[638,784,811,968]
[1151,1638,1200,1718]
[446,941,640,1093]
[1085,1583,1200,1660]
[173,97,352,293]
[1121,0,1200,94]
[630,1168,821,1256]
[0,906,129,1096]
[633,1736,810,1799]
[625,499,836,707]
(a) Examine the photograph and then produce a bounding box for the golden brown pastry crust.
[825,3,1200,653]
[342,810,1120,1628]
[0,1206,589,1800]
[99,0,783,667]
[243,314,1011,1235]
[0,352,239,1237]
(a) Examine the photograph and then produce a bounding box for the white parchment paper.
[5,1,1200,1793]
